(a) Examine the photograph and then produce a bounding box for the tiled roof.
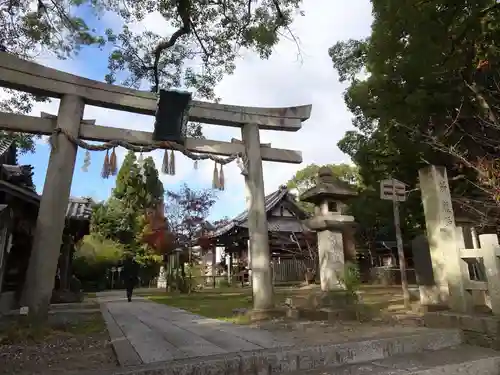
[242,217,309,233]
[209,186,309,238]
[1,164,32,180]
[0,184,93,222]
[66,197,94,221]
[0,180,39,204]
[0,139,13,157]
[0,150,94,221]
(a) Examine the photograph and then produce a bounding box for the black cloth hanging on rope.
[154,89,192,146]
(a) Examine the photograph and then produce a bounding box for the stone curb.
[284,346,500,375]
[99,303,143,367]
[91,329,462,375]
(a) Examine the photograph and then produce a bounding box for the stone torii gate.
[0,52,311,317]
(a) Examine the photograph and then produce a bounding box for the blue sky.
[17,0,373,220]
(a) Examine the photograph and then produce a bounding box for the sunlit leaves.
[105,0,304,99]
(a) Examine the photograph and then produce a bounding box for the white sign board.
[380,179,406,202]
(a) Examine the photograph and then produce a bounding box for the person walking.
[123,254,139,302]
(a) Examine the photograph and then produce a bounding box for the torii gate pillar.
[22,95,84,318]
[241,123,273,310]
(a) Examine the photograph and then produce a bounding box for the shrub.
[72,234,125,291]
[342,261,361,295]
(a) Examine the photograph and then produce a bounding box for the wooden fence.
[149,257,318,289]
[271,257,316,283]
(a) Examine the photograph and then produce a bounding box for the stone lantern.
[301,167,357,291]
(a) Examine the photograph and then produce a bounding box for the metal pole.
[392,180,411,309]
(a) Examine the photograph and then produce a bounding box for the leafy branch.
[150,0,293,92]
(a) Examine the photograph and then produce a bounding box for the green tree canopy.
[330,0,500,222]
[91,151,164,250]
[286,163,360,213]
[113,151,164,209]
[286,163,360,195]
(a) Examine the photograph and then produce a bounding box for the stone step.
[96,328,462,375]
[291,345,500,375]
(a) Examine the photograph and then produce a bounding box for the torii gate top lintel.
[0,52,311,131]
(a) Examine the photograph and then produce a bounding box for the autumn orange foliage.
[142,202,176,254]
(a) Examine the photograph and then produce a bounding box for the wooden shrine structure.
[209,186,313,252]
[0,52,311,315]
[207,186,315,284]
[0,138,94,312]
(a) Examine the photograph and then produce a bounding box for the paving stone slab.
[137,304,263,352]
[100,303,142,367]
[112,309,184,363]
[89,328,463,375]
[135,310,228,358]
[101,298,294,366]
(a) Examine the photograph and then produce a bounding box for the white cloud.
[8,0,373,218]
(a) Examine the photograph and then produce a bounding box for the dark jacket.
[123,258,139,289]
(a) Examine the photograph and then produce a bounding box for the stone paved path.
[98,292,293,366]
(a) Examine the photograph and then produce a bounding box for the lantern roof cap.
[300,167,357,204]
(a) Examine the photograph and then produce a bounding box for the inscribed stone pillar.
[318,230,345,291]
[418,165,468,312]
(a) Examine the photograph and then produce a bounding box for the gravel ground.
[252,316,426,345]
[250,303,426,346]
[0,312,118,375]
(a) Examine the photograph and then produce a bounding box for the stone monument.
[157,265,167,289]
[418,165,469,312]
[301,167,357,291]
